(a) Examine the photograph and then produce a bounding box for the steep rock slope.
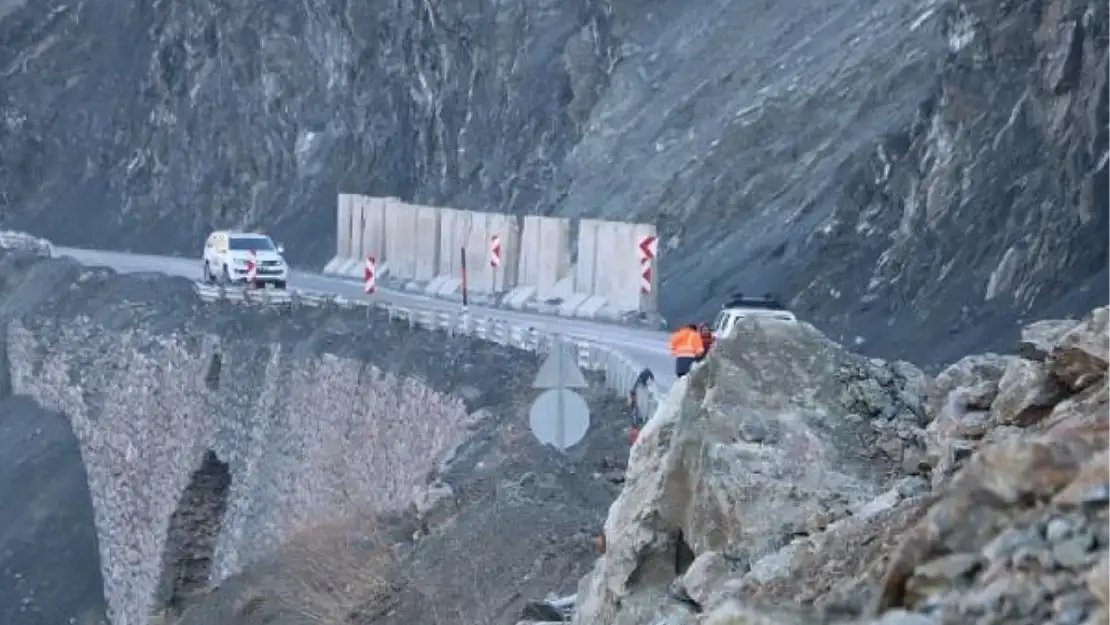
[1,0,1104,364]
[573,307,1108,625]
[574,315,930,624]
[0,396,108,625]
[0,247,617,625]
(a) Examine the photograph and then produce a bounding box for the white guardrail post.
[189,282,660,423]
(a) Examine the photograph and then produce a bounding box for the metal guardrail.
[193,284,661,421]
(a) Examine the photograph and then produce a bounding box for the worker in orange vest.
[669,324,705,378]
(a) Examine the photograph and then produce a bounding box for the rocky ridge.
[569,305,1109,625]
[0,0,1105,363]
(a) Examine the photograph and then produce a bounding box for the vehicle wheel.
[202,262,212,284]
[274,280,287,290]
[220,265,231,285]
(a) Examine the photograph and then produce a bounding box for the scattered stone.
[1052,533,1097,570]
[1020,320,1080,361]
[992,358,1064,426]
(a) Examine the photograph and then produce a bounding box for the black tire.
[220,265,231,285]
[202,262,213,284]
[274,280,287,290]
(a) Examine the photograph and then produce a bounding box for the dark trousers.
[675,356,695,378]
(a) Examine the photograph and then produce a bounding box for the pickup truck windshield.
[229,236,275,251]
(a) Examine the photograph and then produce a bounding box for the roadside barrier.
[192,284,662,420]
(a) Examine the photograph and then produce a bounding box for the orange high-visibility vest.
[669,329,704,358]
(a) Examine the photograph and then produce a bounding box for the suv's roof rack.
[723,291,786,311]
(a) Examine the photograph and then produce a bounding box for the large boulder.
[573,318,926,625]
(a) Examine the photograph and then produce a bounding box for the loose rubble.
[565,306,1108,625]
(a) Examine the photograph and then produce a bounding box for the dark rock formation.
[0,0,1103,365]
[0,395,108,625]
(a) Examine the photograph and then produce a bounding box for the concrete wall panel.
[586,220,658,312]
[593,220,623,305]
[574,219,601,293]
[337,194,354,259]
[520,216,570,298]
[413,205,441,281]
[384,197,417,279]
[359,196,387,263]
[461,212,491,292]
[349,195,365,264]
[437,208,468,277]
[487,213,519,292]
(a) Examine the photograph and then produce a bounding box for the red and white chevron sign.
[637,235,657,262]
[489,234,502,268]
[363,255,377,294]
[245,249,258,284]
[638,235,656,294]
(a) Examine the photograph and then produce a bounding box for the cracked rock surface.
[573,305,1108,625]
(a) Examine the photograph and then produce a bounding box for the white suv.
[711,294,797,339]
[202,231,289,289]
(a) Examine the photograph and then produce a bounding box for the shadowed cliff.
[0,395,108,625]
[0,0,1104,364]
[0,249,602,625]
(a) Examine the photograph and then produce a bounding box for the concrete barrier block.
[413,205,441,282]
[576,295,609,318]
[335,258,363,278]
[437,207,468,277]
[337,193,355,260]
[574,218,601,293]
[424,276,448,296]
[384,197,417,280]
[486,213,520,292]
[519,215,570,298]
[503,286,536,309]
[428,276,455,295]
[551,274,575,299]
[557,293,590,317]
[322,256,346,275]
[586,219,659,313]
[359,196,387,263]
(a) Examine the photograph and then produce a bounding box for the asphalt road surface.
[55,247,677,389]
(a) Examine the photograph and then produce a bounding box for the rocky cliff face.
[0,396,108,625]
[1,0,1104,363]
[0,248,567,625]
[573,306,1108,625]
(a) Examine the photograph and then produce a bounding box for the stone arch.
[154,450,231,614]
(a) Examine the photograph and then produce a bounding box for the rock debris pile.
[565,306,1108,625]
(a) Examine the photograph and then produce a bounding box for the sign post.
[460,246,469,310]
